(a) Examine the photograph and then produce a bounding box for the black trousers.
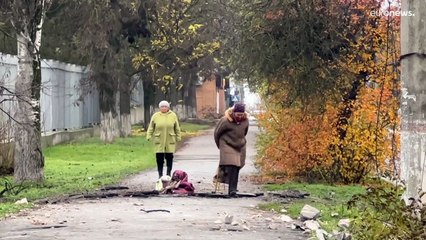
[156,153,173,178]
[223,165,240,195]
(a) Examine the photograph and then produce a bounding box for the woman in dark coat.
[214,102,249,196]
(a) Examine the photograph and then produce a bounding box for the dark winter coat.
[214,108,249,168]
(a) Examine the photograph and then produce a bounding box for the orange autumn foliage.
[256,0,400,183]
[257,103,338,179]
[330,0,400,183]
[333,74,400,183]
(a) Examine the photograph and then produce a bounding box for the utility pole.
[400,0,426,204]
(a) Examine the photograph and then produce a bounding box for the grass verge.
[258,182,365,232]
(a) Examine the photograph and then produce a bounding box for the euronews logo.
[370,10,415,17]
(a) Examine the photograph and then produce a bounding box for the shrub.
[349,182,426,239]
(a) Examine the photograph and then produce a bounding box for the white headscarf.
[159,100,170,108]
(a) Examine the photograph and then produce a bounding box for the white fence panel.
[0,53,100,133]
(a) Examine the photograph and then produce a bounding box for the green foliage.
[132,0,221,98]
[0,21,16,54]
[349,183,426,239]
[225,0,352,103]
[40,1,85,64]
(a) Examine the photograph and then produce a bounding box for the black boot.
[227,166,239,197]
[156,153,165,178]
[165,153,173,176]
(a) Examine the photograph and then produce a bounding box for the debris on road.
[140,208,171,213]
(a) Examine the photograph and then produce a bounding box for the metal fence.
[0,53,100,133]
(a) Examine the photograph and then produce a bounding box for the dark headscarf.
[233,102,245,113]
[232,103,246,125]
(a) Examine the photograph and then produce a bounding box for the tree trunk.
[99,76,119,143]
[100,111,119,143]
[186,72,197,118]
[400,0,426,204]
[119,77,131,137]
[13,33,44,183]
[143,79,155,129]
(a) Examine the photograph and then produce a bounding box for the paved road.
[0,123,307,240]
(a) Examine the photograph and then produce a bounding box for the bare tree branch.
[0,107,21,124]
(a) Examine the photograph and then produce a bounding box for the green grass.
[0,122,210,218]
[259,182,366,232]
[1,136,156,204]
[179,122,211,132]
[0,202,33,217]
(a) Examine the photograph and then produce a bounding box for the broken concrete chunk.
[300,204,320,220]
[304,220,320,231]
[315,229,328,240]
[242,225,250,231]
[338,218,351,228]
[224,215,233,224]
[280,214,293,223]
[15,198,28,204]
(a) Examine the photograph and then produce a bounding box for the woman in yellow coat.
[147,100,181,178]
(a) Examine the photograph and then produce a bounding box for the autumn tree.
[328,0,400,183]
[226,0,353,181]
[132,0,222,124]
[230,0,400,183]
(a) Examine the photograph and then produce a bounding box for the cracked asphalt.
[0,122,307,240]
